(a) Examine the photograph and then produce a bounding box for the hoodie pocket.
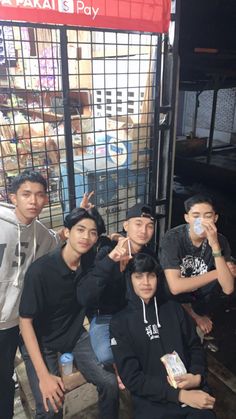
[0,280,21,324]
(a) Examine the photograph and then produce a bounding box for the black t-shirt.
[159,224,231,302]
[19,246,93,353]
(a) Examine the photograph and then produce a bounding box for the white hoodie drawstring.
[141,298,148,324]
[154,297,161,328]
[140,296,162,328]
[13,224,21,287]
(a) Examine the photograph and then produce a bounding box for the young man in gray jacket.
[0,170,58,419]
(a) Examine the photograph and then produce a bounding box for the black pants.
[0,326,19,419]
[133,396,217,419]
[173,281,229,317]
[20,331,119,419]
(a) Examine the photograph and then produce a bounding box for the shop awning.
[0,0,171,33]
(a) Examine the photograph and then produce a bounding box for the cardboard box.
[62,369,87,392]
[107,115,150,139]
[63,383,98,418]
[71,115,93,134]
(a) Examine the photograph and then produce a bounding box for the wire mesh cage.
[0,20,177,238]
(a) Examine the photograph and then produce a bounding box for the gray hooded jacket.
[0,203,58,330]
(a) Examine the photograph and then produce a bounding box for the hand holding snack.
[175,373,201,389]
[161,351,187,389]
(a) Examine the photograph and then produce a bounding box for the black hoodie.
[110,274,207,410]
[77,239,158,315]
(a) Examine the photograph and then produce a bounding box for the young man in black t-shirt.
[159,194,235,336]
[19,207,119,419]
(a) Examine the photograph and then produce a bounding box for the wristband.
[212,250,222,258]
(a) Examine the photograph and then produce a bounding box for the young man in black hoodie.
[19,207,119,419]
[77,203,157,370]
[110,253,216,419]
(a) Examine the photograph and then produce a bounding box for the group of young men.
[0,170,235,419]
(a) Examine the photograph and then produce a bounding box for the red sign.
[0,0,171,33]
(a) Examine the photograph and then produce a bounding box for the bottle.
[59,353,74,375]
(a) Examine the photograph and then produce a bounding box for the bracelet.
[212,250,222,258]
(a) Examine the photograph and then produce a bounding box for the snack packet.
[160,351,187,388]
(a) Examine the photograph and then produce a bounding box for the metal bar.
[60,26,76,211]
[149,37,161,211]
[0,21,142,35]
[165,0,180,231]
[207,87,218,164]
[192,91,201,137]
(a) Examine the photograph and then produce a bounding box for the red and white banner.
[0,0,171,33]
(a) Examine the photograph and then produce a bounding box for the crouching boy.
[110,253,216,419]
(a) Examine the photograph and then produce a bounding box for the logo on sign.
[58,0,74,13]
[108,138,127,167]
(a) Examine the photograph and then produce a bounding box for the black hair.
[64,207,106,236]
[10,170,47,194]
[184,193,217,213]
[126,253,161,277]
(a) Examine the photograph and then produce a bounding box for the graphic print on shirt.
[180,255,208,277]
[145,324,160,340]
[0,242,29,268]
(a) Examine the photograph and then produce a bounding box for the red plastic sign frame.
[0,0,171,33]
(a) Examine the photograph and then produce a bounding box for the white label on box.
[108,138,127,166]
